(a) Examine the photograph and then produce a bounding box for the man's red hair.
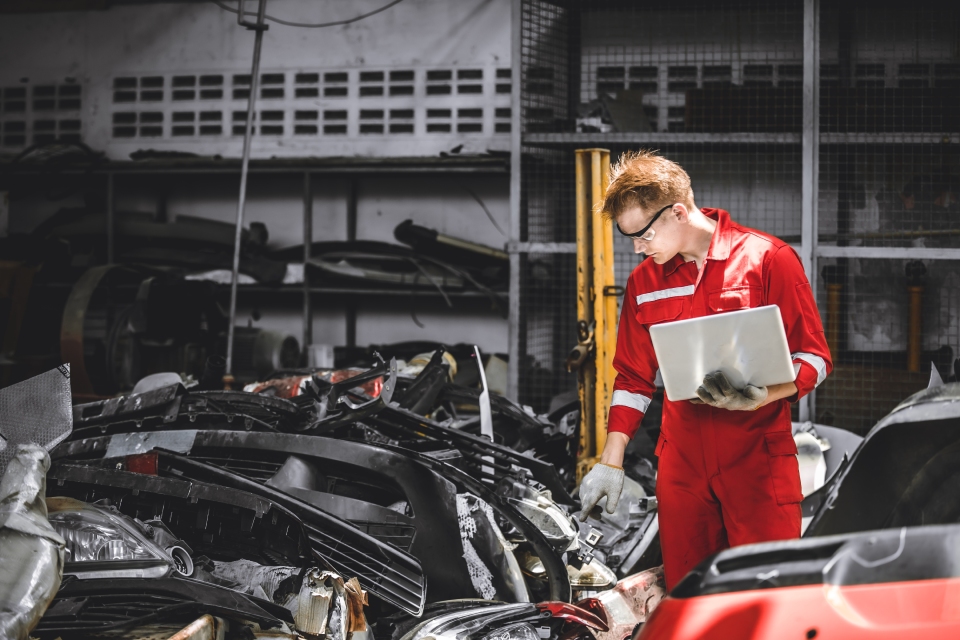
[600,150,695,220]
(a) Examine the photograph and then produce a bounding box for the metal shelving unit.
[2,153,509,354]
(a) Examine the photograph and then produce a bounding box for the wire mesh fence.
[519,0,959,433]
[815,0,960,433]
[519,0,806,425]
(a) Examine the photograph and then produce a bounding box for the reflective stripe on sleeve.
[792,352,827,386]
[636,285,695,306]
[611,390,652,413]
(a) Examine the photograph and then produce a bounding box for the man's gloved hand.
[578,463,625,522]
[691,370,768,411]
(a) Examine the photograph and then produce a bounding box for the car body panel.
[637,578,960,640]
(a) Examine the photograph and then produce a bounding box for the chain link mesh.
[519,0,959,433]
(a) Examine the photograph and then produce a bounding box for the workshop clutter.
[1,352,666,639]
[0,213,509,399]
[7,357,960,638]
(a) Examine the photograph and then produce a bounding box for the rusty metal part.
[566,320,596,372]
[593,566,666,640]
[60,265,114,395]
[166,615,225,640]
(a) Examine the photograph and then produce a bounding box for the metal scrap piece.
[0,366,72,477]
[593,566,666,640]
[0,444,66,640]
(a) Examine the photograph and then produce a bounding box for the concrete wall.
[0,0,512,158]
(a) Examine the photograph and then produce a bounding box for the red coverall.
[608,208,832,591]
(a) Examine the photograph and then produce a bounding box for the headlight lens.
[567,557,617,589]
[403,603,536,640]
[51,510,157,562]
[48,502,173,579]
[508,496,578,551]
[479,623,540,640]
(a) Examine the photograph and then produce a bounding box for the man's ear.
[673,203,690,224]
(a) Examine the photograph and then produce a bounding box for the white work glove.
[691,370,768,411]
[578,463,625,522]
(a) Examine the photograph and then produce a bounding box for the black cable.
[463,186,508,237]
[210,0,406,28]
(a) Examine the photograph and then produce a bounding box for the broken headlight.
[403,603,542,640]
[478,623,541,640]
[507,496,579,552]
[48,502,182,579]
[521,551,617,589]
[566,557,617,589]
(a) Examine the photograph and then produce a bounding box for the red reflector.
[537,601,609,631]
[126,451,159,475]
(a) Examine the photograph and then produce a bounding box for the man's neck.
[678,208,718,270]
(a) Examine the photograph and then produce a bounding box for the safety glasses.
[615,203,674,241]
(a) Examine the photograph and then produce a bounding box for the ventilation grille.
[109,67,512,141]
[1,80,83,148]
[2,66,510,153]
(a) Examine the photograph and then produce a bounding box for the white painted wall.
[0,0,512,159]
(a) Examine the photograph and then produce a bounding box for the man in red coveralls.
[578,151,832,591]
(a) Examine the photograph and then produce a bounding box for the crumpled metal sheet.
[593,566,666,640]
[0,444,66,640]
[0,365,72,477]
[343,576,368,633]
[209,561,365,640]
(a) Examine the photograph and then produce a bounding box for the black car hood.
[673,522,960,598]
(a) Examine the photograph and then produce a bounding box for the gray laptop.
[649,305,796,402]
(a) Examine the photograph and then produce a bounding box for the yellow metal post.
[574,148,614,480]
[574,151,595,466]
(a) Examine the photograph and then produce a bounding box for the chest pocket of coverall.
[707,286,763,313]
[636,297,684,326]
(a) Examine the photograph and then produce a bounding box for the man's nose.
[633,237,647,254]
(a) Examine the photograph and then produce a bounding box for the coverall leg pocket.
[764,431,803,505]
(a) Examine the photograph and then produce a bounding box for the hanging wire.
[463,186,508,237]
[209,0,407,28]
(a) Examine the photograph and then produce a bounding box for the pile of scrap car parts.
[16,353,960,639]
[25,349,672,639]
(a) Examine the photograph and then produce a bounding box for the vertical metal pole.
[302,172,313,357]
[589,151,608,456]
[345,178,358,348]
[585,150,615,458]
[225,0,268,377]
[106,172,114,265]
[574,151,594,468]
[506,0,522,401]
[598,151,615,455]
[800,0,820,422]
[346,178,358,242]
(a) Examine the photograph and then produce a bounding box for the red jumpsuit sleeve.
[608,274,660,439]
[764,245,833,401]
